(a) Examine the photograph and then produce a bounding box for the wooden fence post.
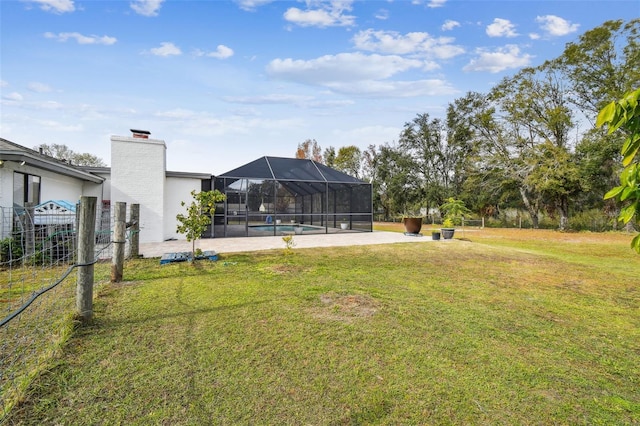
[76,196,96,324]
[129,204,140,258]
[24,203,35,258]
[111,202,126,282]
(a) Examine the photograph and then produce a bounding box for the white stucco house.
[0,130,211,244]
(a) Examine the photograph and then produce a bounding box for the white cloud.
[224,94,354,109]
[154,108,305,139]
[149,42,182,56]
[35,101,64,110]
[44,32,117,45]
[224,94,315,105]
[535,15,579,37]
[352,29,464,59]
[266,52,457,97]
[234,0,274,12]
[284,1,355,28]
[0,80,8,87]
[37,119,82,132]
[375,9,389,20]
[463,45,533,73]
[3,92,24,102]
[529,33,541,40]
[28,82,53,93]
[428,0,447,8]
[441,19,460,31]
[267,52,423,84]
[26,0,75,13]
[207,45,234,59]
[323,79,458,98]
[486,18,518,38]
[130,0,164,17]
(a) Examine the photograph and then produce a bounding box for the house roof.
[0,138,104,183]
[218,156,364,183]
[217,156,368,197]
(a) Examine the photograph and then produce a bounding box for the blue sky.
[1,0,637,174]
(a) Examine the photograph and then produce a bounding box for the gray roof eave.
[166,170,212,179]
[0,151,105,183]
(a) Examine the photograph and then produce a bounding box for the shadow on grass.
[84,299,271,330]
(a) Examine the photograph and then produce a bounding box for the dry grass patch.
[310,292,379,322]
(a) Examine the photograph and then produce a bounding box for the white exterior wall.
[0,166,14,210]
[164,177,204,241]
[0,166,16,239]
[40,169,85,203]
[87,171,111,201]
[111,135,166,244]
[0,162,92,207]
[0,162,103,238]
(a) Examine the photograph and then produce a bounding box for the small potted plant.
[431,229,441,240]
[440,217,455,239]
[439,197,471,240]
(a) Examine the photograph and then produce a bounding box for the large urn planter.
[402,217,423,234]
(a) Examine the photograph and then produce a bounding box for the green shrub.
[0,237,23,265]
[568,209,614,232]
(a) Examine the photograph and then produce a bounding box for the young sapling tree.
[176,190,226,260]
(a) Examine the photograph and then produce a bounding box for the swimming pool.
[250,225,318,232]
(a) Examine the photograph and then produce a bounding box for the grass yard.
[6,226,640,425]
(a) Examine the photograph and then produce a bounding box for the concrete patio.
[139,230,439,258]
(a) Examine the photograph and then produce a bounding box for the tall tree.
[490,67,579,229]
[34,143,106,167]
[323,146,336,167]
[525,142,582,230]
[553,19,640,118]
[360,144,378,183]
[397,113,464,211]
[296,139,322,162]
[374,143,420,219]
[447,90,544,226]
[334,145,362,178]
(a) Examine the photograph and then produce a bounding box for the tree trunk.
[624,219,638,233]
[557,196,569,231]
[519,187,539,228]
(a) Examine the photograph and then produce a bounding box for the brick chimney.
[130,129,151,139]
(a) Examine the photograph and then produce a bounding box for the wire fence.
[374,210,622,232]
[0,199,134,420]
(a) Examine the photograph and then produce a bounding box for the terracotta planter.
[402,217,423,234]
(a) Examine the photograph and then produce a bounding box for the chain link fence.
[0,199,135,420]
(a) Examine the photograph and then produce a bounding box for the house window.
[13,172,41,207]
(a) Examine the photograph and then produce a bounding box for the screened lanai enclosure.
[212,156,373,238]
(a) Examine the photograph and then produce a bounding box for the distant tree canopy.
[292,19,639,235]
[334,145,361,178]
[34,143,106,167]
[295,139,322,163]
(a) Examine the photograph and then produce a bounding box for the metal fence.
[0,198,136,420]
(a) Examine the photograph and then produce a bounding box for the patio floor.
[138,230,442,258]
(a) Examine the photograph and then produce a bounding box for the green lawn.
[7,228,640,425]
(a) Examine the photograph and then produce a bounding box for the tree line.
[296,19,639,231]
